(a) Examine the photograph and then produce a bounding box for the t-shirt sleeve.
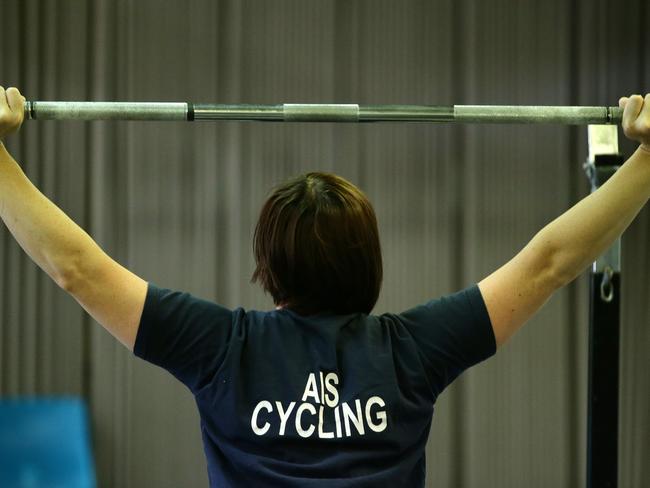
[396,285,496,396]
[133,283,235,393]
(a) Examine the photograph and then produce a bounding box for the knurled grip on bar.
[453,105,622,124]
[24,101,624,125]
[25,101,188,121]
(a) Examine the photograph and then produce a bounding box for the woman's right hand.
[619,94,650,153]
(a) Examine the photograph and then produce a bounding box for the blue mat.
[0,397,96,488]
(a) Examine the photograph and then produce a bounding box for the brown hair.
[251,172,382,315]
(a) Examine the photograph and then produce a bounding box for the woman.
[1,86,648,487]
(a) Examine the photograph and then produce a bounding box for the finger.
[0,86,6,110]
[623,94,644,128]
[634,93,650,131]
[643,93,650,119]
[619,96,629,108]
[5,87,24,115]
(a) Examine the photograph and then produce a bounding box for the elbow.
[54,256,87,294]
[53,247,105,295]
[545,260,574,291]
[529,233,577,292]
[56,267,82,294]
[542,245,583,291]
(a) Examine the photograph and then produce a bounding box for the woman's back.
[134,284,496,487]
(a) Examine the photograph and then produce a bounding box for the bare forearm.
[0,142,103,288]
[534,146,650,287]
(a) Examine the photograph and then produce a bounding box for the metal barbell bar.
[23,101,624,125]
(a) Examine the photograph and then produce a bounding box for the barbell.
[24,101,623,125]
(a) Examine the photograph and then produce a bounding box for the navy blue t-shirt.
[134,284,496,487]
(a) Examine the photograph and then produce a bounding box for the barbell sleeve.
[23,101,624,125]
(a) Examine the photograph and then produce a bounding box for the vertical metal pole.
[585,126,622,488]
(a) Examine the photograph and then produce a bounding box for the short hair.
[252,172,383,315]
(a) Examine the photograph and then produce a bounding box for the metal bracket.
[584,125,622,275]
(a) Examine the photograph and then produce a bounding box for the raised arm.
[479,94,650,348]
[0,86,147,350]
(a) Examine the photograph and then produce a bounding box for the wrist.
[640,144,650,155]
